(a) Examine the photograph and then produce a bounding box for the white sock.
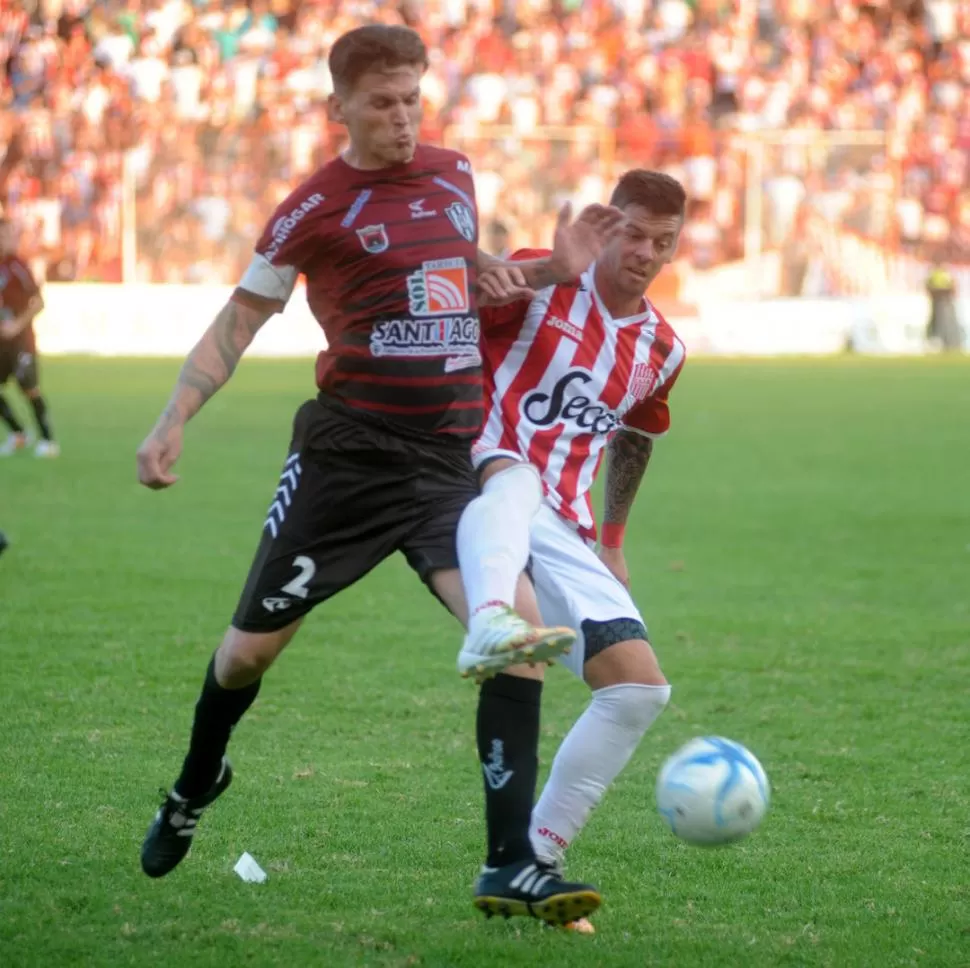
[531,683,671,867]
[457,463,542,635]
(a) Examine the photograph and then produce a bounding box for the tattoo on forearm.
[163,301,264,427]
[604,430,653,525]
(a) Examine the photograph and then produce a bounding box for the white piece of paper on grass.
[233,852,267,884]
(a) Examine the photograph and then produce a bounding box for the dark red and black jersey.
[0,255,41,350]
[239,144,483,440]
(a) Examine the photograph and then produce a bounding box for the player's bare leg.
[456,458,575,682]
[140,619,303,877]
[0,389,27,455]
[432,570,601,926]
[22,384,58,458]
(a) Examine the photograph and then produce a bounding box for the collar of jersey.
[585,263,653,327]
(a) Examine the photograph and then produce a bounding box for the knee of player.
[581,618,668,689]
[481,459,542,514]
[217,633,278,682]
[593,679,672,733]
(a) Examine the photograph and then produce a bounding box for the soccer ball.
[656,736,770,846]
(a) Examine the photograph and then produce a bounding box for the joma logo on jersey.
[521,369,621,435]
[370,316,479,358]
[546,314,584,342]
[630,362,659,400]
[265,193,324,259]
[407,258,470,317]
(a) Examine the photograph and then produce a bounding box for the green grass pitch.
[1,356,969,967]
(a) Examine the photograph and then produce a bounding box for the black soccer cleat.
[140,759,233,878]
[473,857,602,926]
[0,531,7,557]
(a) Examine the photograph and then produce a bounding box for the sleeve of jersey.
[10,260,40,300]
[235,184,326,309]
[622,360,685,439]
[478,248,553,334]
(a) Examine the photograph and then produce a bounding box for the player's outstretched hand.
[551,202,624,280]
[137,421,183,490]
[598,545,630,589]
[477,263,535,307]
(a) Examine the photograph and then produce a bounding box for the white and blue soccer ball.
[656,736,770,846]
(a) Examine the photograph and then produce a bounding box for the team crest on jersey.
[445,202,476,243]
[407,258,470,317]
[356,223,389,254]
[630,362,660,400]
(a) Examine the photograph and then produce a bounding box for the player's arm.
[161,295,276,426]
[599,429,655,588]
[137,292,278,489]
[1,261,43,339]
[137,173,314,490]
[1,291,43,339]
[476,203,622,304]
[599,353,685,584]
[603,430,654,543]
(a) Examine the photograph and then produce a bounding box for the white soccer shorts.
[529,503,646,679]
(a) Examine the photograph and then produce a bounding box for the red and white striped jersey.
[475,249,686,543]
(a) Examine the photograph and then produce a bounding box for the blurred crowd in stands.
[0,0,968,286]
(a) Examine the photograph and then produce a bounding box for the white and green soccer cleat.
[457,605,575,684]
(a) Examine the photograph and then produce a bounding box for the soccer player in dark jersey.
[135,24,620,924]
[0,219,58,458]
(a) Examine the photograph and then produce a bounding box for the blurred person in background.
[926,257,962,351]
[0,217,58,458]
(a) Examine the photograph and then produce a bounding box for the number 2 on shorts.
[281,555,316,599]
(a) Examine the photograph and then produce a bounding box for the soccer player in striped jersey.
[460,170,688,931]
[134,24,622,925]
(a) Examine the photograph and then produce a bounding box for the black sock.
[28,395,52,441]
[174,656,261,799]
[476,674,542,867]
[0,393,24,433]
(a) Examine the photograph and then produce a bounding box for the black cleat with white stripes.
[473,857,601,925]
[140,759,233,878]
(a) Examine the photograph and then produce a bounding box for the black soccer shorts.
[232,396,479,633]
[0,342,38,391]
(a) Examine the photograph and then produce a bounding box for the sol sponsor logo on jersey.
[407,258,470,317]
[369,258,479,362]
[356,223,389,253]
[445,201,476,242]
[521,368,621,435]
[265,193,325,260]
